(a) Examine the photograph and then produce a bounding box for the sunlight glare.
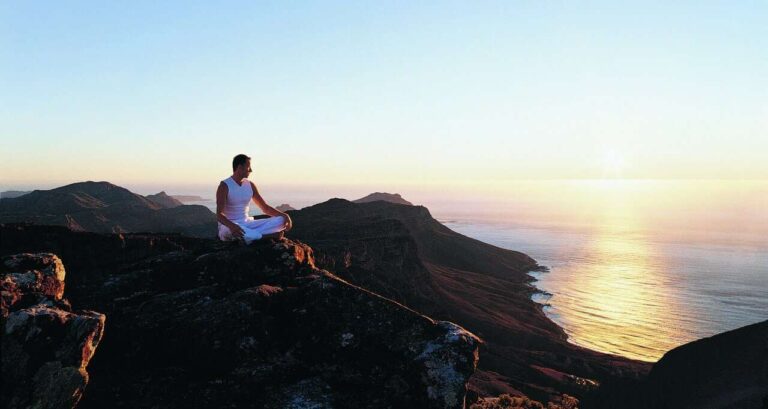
[602,149,627,179]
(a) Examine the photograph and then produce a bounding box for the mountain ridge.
[0,181,215,237]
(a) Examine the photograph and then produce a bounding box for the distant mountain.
[352,192,413,206]
[0,181,216,237]
[0,190,31,199]
[145,191,184,208]
[171,195,207,202]
[276,203,296,212]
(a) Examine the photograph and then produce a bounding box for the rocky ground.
[1,224,479,409]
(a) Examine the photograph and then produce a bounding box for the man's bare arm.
[216,182,244,237]
[250,181,292,231]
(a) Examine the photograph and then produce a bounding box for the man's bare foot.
[262,231,284,240]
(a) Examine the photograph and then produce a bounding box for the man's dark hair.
[232,154,251,171]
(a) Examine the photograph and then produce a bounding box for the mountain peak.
[145,191,183,208]
[353,192,413,206]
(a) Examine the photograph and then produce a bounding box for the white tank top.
[219,176,253,223]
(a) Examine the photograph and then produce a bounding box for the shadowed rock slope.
[642,319,768,409]
[1,223,480,409]
[0,181,215,237]
[286,199,650,405]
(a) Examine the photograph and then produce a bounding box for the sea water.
[433,180,768,362]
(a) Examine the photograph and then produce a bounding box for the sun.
[602,149,626,178]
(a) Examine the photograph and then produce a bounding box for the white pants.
[218,215,287,244]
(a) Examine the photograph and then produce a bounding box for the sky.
[1,1,767,193]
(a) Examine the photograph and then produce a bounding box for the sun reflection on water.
[545,184,691,361]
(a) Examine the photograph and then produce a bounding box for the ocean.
[435,180,768,362]
[180,179,768,362]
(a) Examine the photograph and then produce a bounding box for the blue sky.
[1,1,767,190]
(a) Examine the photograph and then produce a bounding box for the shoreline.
[525,267,659,364]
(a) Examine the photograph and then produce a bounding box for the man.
[216,154,292,244]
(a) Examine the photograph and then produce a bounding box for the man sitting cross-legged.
[216,153,292,244]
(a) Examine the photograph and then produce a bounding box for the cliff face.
[0,224,480,409]
[287,199,650,404]
[1,253,105,409]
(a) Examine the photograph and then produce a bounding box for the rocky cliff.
[0,223,480,409]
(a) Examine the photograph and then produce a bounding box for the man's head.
[232,154,252,178]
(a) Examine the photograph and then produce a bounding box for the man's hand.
[229,223,245,238]
[281,213,293,231]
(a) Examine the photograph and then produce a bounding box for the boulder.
[1,253,105,409]
[1,253,66,317]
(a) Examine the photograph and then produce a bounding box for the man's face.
[238,160,252,177]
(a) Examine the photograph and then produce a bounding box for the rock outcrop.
[0,224,480,408]
[1,253,105,409]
